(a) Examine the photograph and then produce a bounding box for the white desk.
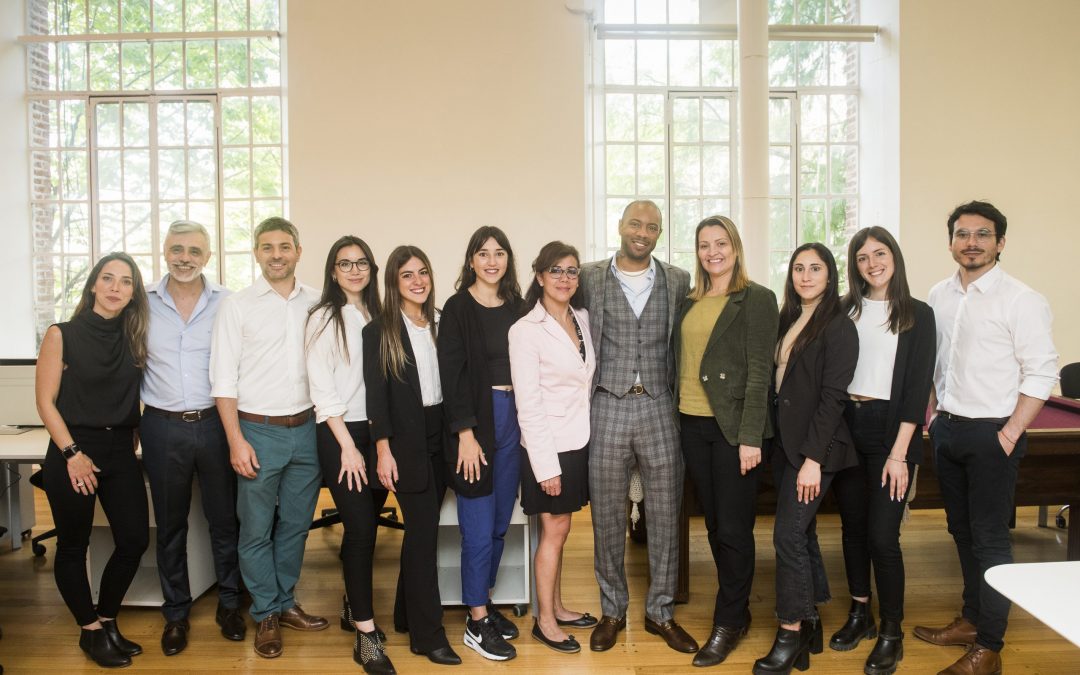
[984,561,1080,648]
[0,428,49,550]
[0,427,216,607]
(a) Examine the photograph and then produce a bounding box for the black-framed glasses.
[547,266,580,280]
[336,258,370,272]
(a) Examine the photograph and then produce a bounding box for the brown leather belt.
[237,408,314,428]
[143,405,218,423]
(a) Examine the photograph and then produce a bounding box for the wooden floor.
[0,492,1076,673]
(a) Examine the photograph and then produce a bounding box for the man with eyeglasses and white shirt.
[211,217,328,659]
[914,200,1058,675]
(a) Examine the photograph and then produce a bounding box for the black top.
[55,311,141,428]
[473,296,518,386]
[879,299,937,465]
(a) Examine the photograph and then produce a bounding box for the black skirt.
[519,446,589,516]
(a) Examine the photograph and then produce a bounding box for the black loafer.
[556,612,599,628]
[216,605,247,641]
[161,620,189,656]
[410,645,462,665]
[531,621,581,654]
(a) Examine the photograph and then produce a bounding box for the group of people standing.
[33,197,1057,675]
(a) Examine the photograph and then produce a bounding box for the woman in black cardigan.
[363,245,461,667]
[754,243,858,675]
[828,227,935,675]
[438,226,527,661]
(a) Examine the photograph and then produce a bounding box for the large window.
[593,0,861,291]
[24,0,285,340]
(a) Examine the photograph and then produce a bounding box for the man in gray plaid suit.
[580,200,698,654]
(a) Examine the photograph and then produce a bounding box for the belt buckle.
[629,384,645,395]
[181,410,201,423]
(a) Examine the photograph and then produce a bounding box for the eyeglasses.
[952,229,995,243]
[547,266,580,280]
[336,258,370,273]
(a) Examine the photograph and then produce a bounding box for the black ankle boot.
[354,629,397,674]
[752,626,810,674]
[79,628,132,668]
[830,598,877,651]
[864,619,903,675]
[100,620,142,656]
[801,616,823,654]
[342,594,387,641]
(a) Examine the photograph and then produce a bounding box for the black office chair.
[27,470,57,557]
[1051,362,1080,529]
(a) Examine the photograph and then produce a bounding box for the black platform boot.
[864,618,903,675]
[79,628,131,668]
[830,597,877,651]
[802,615,823,654]
[752,626,810,674]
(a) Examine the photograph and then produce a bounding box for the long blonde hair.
[378,246,437,381]
[73,252,150,367]
[688,215,751,300]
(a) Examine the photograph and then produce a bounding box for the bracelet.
[60,443,80,460]
[1000,430,1018,444]
[887,456,906,464]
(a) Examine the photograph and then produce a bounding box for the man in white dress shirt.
[211,217,328,659]
[914,201,1058,675]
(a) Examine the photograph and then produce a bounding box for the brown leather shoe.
[589,615,626,652]
[280,604,329,631]
[645,616,699,653]
[936,645,1002,675]
[254,614,282,659]
[913,617,977,647]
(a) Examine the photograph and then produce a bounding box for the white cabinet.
[436,491,532,614]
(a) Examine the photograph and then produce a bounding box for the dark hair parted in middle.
[378,245,437,381]
[524,241,584,310]
[455,225,523,303]
[841,226,915,334]
[778,242,843,361]
[306,235,381,363]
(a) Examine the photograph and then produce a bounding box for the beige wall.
[286,0,588,302]
[899,0,1080,368]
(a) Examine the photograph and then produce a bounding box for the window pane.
[672,145,701,196]
[701,197,729,219]
[218,39,250,88]
[702,40,734,87]
[604,0,635,23]
[770,199,792,249]
[157,101,185,146]
[637,94,664,142]
[122,0,151,32]
[830,145,857,194]
[769,0,795,24]
[669,40,700,87]
[61,151,88,200]
[768,41,795,87]
[186,0,215,31]
[95,102,120,147]
[222,96,250,145]
[100,203,125,251]
[64,203,91,254]
[122,102,150,147]
[250,0,281,30]
[606,198,625,245]
[829,198,855,246]
[224,201,252,249]
[669,0,699,24]
[123,149,151,199]
[187,100,215,146]
[223,148,251,197]
[702,145,730,195]
[769,250,790,294]
[251,97,281,144]
[828,94,857,142]
[97,149,122,201]
[800,94,827,142]
[63,257,91,307]
[637,144,665,195]
[89,0,119,33]
[226,253,254,289]
[154,42,184,90]
[59,0,88,34]
[769,147,791,196]
[799,145,826,195]
[605,93,634,142]
[636,0,666,24]
[121,42,151,90]
[800,198,826,243]
[153,0,183,32]
[829,0,856,24]
[61,100,87,147]
[188,148,217,199]
[605,144,635,195]
[186,40,216,89]
[252,199,282,223]
[125,202,153,251]
[672,98,699,143]
[769,98,791,143]
[60,43,87,91]
[252,147,282,197]
[829,41,857,86]
[799,0,827,24]
[605,41,635,85]
[797,41,827,86]
[89,42,120,91]
[671,199,701,250]
[218,0,249,31]
[701,98,729,142]
[251,38,280,87]
[636,40,667,86]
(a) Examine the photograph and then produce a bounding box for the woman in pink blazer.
[508,241,596,655]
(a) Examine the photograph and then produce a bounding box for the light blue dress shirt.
[142,274,229,411]
[610,255,657,318]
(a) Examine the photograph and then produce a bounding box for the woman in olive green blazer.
[673,216,779,668]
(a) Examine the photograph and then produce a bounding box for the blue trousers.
[456,389,522,607]
[236,418,320,622]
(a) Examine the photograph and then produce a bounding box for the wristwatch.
[60,443,80,460]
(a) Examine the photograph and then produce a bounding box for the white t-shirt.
[848,298,898,401]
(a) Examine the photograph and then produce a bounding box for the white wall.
[285,0,589,301]
[0,1,36,359]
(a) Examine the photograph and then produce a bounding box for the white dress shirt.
[305,304,369,424]
[210,275,320,415]
[403,312,442,407]
[928,265,1058,419]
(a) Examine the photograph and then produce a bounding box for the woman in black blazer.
[438,226,527,661]
[754,243,858,675]
[674,216,779,667]
[363,245,461,667]
[828,227,935,675]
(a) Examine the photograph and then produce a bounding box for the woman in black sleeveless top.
[35,252,151,668]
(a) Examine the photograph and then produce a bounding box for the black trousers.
[680,414,758,628]
[140,410,241,622]
[832,400,913,622]
[931,415,1024,652]
[393,404,449,652]
[42,427,149,626]
[315,420,390,623]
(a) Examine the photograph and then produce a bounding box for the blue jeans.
[141,409,240,621]
[457,389,522,607]
[235,417,320,622]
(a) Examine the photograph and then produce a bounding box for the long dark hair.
[778,243,842,361]
[455,226,523,304]
[524,241,584,310]
[306,236,381,363]
[841,226,915,334]
[379,245,437,381]
[73,252,150,368]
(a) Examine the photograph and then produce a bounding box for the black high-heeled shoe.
[752,626,810,674]
[79,628,131,668]
[100,620,142,657]
[801,616,823,654]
